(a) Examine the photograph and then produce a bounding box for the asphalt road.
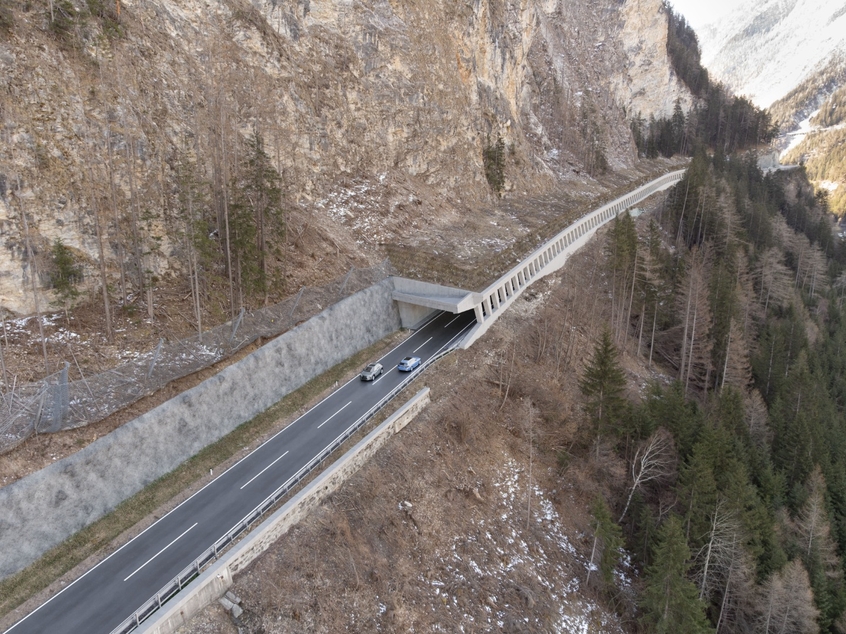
[5,310,476,634]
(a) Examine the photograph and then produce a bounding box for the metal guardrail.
[109,332,461,634]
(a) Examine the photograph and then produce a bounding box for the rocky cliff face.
[0,0,687,315]
[611,0,693,119]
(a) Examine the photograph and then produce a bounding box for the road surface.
[5,310,475,634]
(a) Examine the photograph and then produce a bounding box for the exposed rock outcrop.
[0,0,689,314]
[611,0,694,119]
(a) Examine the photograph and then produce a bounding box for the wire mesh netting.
[0,260,394,455]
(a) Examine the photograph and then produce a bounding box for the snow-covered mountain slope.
[692,0,846,107]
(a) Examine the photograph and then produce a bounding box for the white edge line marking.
[240,451,290,490]
[413,337,433,353]
[444,314,461,328]
[372,369,393,385]
[1,311,451,633]
[123,523,198,582]
[221,317,476,540]
[9,169,670,624]
[245,311,445,452]
[317,401,352,429]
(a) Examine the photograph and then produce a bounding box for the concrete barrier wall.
[0,280,402,580]
[136,388,431,634]
[461,169,686,347]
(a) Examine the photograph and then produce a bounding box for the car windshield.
[402,357,412,362]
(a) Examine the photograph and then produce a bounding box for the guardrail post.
[288,287,305,325]
[146,339,163,382]
[229,308,245,346]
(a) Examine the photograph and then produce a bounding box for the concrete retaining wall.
[391,278,478,328]
[136,388,431,634]
[0,280,402,580]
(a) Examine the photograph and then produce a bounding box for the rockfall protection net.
[0,260,394,454]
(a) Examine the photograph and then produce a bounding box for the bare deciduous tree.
[673,246,713,394]
[720,317,752,391]
[757,559,819,634]
[755,248,793,315]
[693,501,757,633]
[619,428,676,523]
[744,390,772,450]
[792,467,841,586]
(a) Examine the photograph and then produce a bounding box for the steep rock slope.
[611,0,693,118]
[0,0,686,315]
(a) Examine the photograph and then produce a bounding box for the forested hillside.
[177,149,846,634]
[629,5,776,161]
[768,53,846,218]
[768,56,846,131]
[784,129,846,217]
[583,150,846,632]
[781,82,846,217]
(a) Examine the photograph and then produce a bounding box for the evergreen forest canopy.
[629,4,778,161]
[580,13,846,628]
[784,128,846,218]
[783,84,846,217]
[584,146,846,631]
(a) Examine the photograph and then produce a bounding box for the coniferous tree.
[587,496,624,596]
[640,515,713,633]
[580,328,627,458]
[49,239,82,321]
[230,130,286,305]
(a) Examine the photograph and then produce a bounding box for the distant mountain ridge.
[694,0,846,108]
[768,55,846,131]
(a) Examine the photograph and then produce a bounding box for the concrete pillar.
[491,292,499,309]
[474,304,484,323]
[483,296,493,315]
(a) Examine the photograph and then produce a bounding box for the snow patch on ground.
[421,458,623,633]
